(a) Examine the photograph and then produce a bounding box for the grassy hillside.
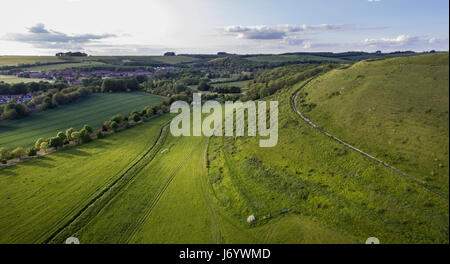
[149,55,199,65]
[297,53,449,193]
[211,80,250,89]
[0,93,165,149]
[207,69,448,243]
[49,60,448,243]
[24,61,105,71]
[246,54,346,64]
[0,56,64,67]
[80,56,199,66]
[0,115,171,243]
[47,111,358,244]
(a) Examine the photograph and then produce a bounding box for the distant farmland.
[211,80,251,89]
[0,75,49,84]
[24,61,106,71]
[0,56,64,67]
[0,93,165,149]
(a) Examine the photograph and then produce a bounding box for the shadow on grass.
[0,167,18,176]
[56,148,92,157]
[29,160,55,168]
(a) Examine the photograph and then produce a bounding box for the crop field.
[0,115,172,243]
[0,75,49,84]
[0,93,165,149]
[24,61,106,71]
[246,54,346,63]
[0,56,65,67]
[78,56,199,66]
[149,55,199,65]
[297,53,449,193]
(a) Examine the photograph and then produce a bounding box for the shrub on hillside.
[82,125,93,134]
[79,129,92,143]
[109,121,119,132]
[57,131,68,144]
[28,148,37,157]
[66,128,75,141]
[11,147,27,159]
[0,147,11,161]
[70,132,81,144]
[49,137,63,149]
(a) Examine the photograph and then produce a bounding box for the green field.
[297,53,449,193]
[24,61,106,71]
[0,55,448,244]
[0,93,165,149]
[211,80,251,90]
[246,54,346,63]
[0,115,172,243]
[149,55,199,65]
[74,55,199,66]
[0,75,49,84]
[0,56,64,67]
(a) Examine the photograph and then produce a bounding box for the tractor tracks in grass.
[124,139,205,244]
[43,123,170,244]
[291,79,448,200]
[202,137,223,243]
[31,125,165,244]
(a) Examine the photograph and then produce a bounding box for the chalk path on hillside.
[291,79,447,200]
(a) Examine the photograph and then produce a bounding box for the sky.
[0,0,448,55]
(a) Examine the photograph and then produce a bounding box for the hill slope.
[297,53,449,193]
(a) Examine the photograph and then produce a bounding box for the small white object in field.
[247,215,256,223]
[161,149,169,154]
[365,237,380,244]
[65,237,80,244]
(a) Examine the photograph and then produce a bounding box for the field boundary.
[44,121,171,244]
[124,139,205,243]
[291,78,448,200]
[30,122,163,243]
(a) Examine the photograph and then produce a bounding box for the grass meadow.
[0,75,49,84]
[211,80,251,90]
[24,61,106,71]
[0,115,172,243]
[297,53,449,194]
[0,56,64,67]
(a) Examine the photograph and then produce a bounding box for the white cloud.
[362,34,419,47]
[3,23,116,50]
[223,24,346,40]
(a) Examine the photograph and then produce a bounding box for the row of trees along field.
[0,81,68,94]
[0,96,175,164]
[0,86,91,120]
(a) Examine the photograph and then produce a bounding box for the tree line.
[0,98,174,164]
[0,81,69,95]
[0,86,91,120]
